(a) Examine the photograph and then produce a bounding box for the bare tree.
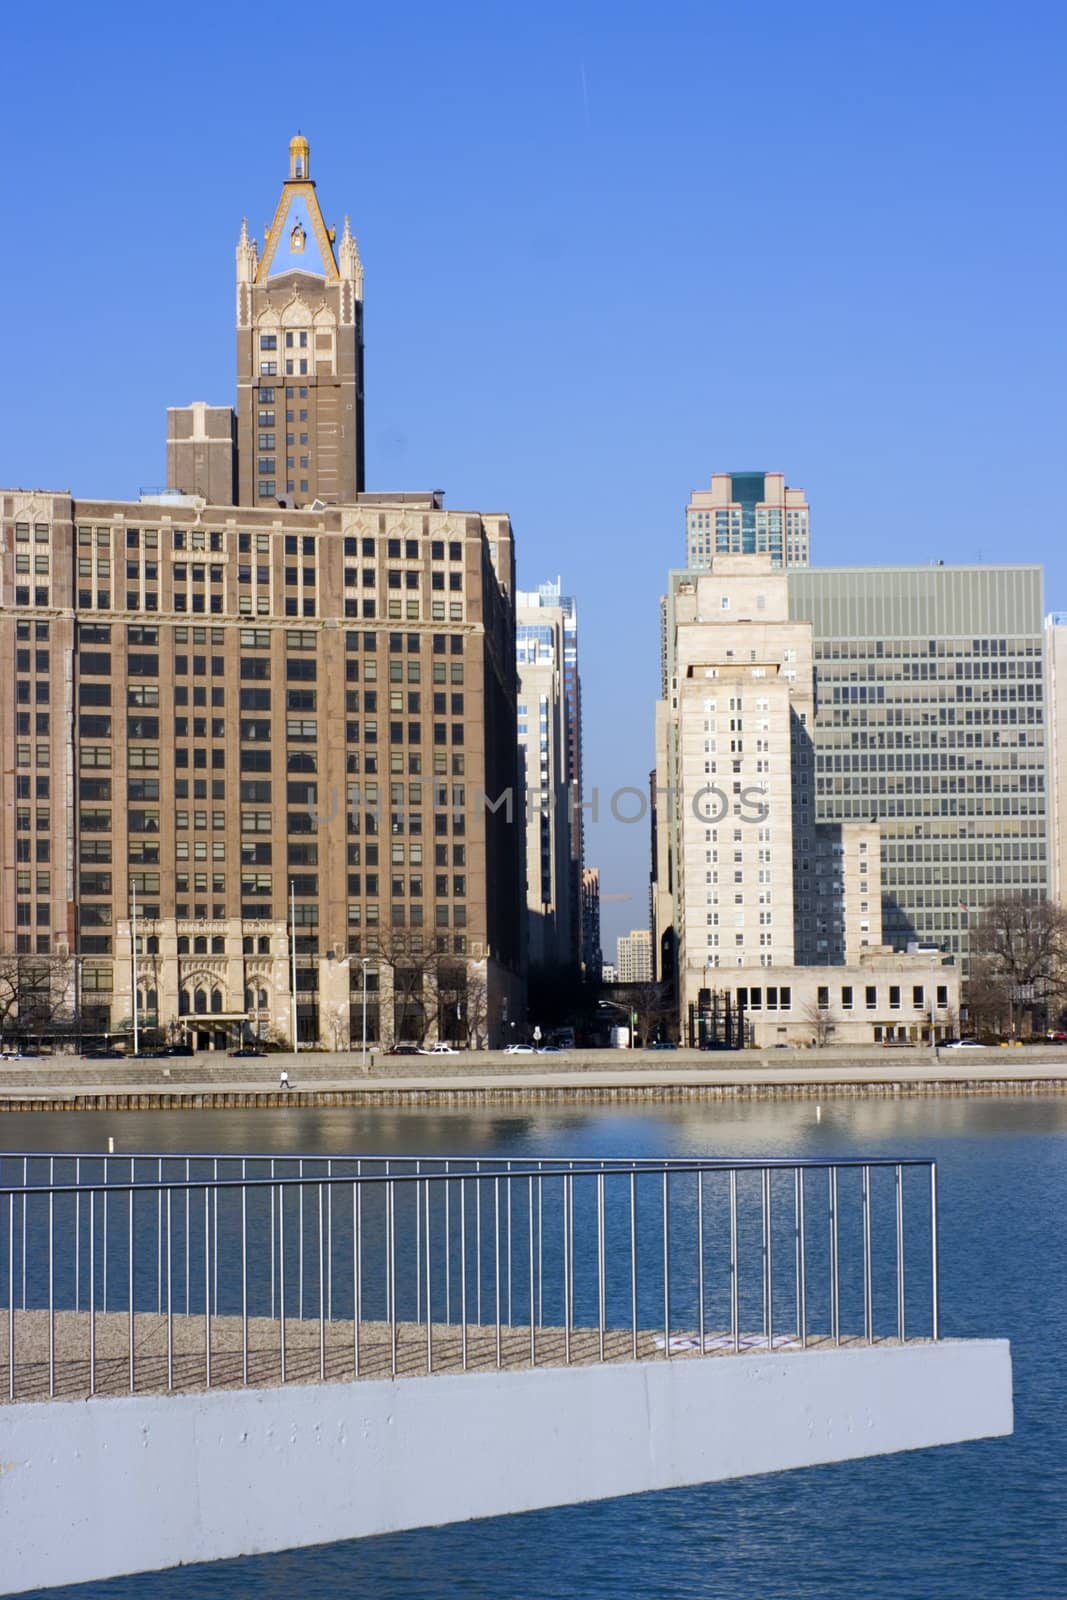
[967,896,1067,1036]
[364,931,437,1046]
[629,981,675,1046]
[457,967,490,1050]
[0,955,75,1042]
[802,1000,838,1047]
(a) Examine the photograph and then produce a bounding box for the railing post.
[797,1167,807,1349]
[895,1163,905,1344]
[425,1178,433,1375]
[830,1166,840,1345]
[729,1168,739,1353]
[597,1171,606,1363]
[48,1189,55,1398]
[697,1170,705,1353]
[863,1164,873,1344]
[563,1173,572,1365]
[528,1173,536,1367]
[8,1192,15,1400]
[460,1178,468,1371]
[662,1170,670,1358]
[930,1162,941,1342]
[630,1170,638,1362]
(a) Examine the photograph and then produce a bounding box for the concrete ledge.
[1,1080,1065,1113]
[0,1338,1012,1594]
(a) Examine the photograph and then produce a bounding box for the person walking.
[278,1067,291,1091]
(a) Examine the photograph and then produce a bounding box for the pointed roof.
[256,135,338,283]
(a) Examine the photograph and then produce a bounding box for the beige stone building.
[616,930,652,985]
[0,137,524,1050]
[654,555,959,1045]
[515,585,581,970]
[686,472,809,571]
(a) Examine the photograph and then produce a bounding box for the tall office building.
[654,557,959,1044]
[789,566,1048,958]
[1044,612,1067,906]
[0,138,524,1049]
[686,473,810,571]
[515,579,583,970]
[580,866,603,982]
[235,134,364,508]
[616,929,653,985]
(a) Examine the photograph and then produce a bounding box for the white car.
[943,1039,985,1048]
[418,1043,459,1054]
[504,1043,536,1054]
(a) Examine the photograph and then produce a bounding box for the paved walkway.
[0,1306,878,1404]
[2,1046,1067,1107]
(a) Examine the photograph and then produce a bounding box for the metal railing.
[0,1153,940,1403]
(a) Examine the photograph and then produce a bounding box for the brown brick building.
[0,138,524,1050]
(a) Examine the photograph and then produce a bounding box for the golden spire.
[289,132,310,181]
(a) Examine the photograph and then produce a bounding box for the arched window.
[244,987,254,1011]
[179,990,189,1016]
[194,988,207,1015]
[258,989,268,1009]
[210,989,222,1014]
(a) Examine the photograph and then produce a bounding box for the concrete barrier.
[0,1338,1012,1595]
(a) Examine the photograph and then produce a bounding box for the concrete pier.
[0,1336,1012,1595]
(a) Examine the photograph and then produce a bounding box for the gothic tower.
[235,134,365,507]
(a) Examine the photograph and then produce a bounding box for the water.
[8,1095,1066,1600]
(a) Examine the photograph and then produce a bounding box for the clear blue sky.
[2,0,1065,951]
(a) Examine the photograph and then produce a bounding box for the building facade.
[1045,612,1067,907]
[580,865,603,981]
[654,558,959,1045]
[515,579,583,972]
[235,135,365,509]
[686,472,810,571]
[789,565,1048,960]
[0,137,524,1050]
[616,929,653,985]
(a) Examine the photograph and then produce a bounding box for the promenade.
[2,1045,1066,1111]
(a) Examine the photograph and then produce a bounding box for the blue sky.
[2,0,1065,950]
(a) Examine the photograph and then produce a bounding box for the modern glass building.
[788,565,1048,960]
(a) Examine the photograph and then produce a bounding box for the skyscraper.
[234,135,365,508]
[1046,612,1067,907]
[654,557,959,1045]
[616,929,653,985]
[515,579,583,971]
[0,138,523,1050]
[789,565,1048,958]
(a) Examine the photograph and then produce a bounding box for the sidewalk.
[2,1045,1067,1109]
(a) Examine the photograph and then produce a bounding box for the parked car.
[650,1040,677,1050]
[504,1044,536,1055]
[82,1048,126,1060]
[229,1047,266,1058]
[537,1045,566,1055]
[418,1043,458,1055]
[386,1045,422,1056]
[1045,1030,1067,1043]
[943,1038,984,1049]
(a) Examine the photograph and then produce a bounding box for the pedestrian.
[279,1067,291,1091]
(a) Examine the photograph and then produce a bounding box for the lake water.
[8,1094,1067,1600]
